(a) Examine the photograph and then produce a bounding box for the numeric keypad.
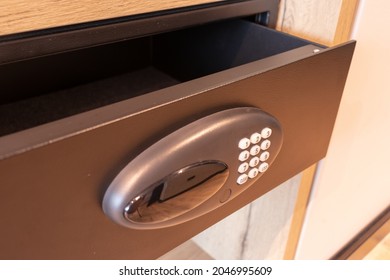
[236,127,273,185]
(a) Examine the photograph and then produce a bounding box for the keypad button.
[238,138,251,150]
[260,140,271,150]
[238,150,250,162]
[259,162,269,173]
[248,168,259,179]
[261,127,272,138]
[249,157,260,167]
[259,151,270,162]
[238,162,249,173]
[237,174,249,185]
[250,145,261,156]
[250,133,262,144]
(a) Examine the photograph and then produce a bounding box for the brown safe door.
[0,0,355,259]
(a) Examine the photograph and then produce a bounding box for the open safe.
[0,0,355,259]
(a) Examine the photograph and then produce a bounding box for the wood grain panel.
[363,223,390,260]
[0,0,222,36]
[333,0,359,45]
[355,219,390,260]
[283,164,317,260]
[277,0,342,46]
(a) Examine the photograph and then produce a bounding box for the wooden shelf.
[0,0,222,36]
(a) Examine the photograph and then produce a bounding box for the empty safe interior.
[0,19,313,136]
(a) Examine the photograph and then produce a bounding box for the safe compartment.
[0,13,355,259]
[1,19,315,138]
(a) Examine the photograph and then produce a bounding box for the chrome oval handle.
[102,107,283,229]
[124,160,228,223]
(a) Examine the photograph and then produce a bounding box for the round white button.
[250,132,261,144]
[238,150,250,162]
[260,151,270,162]
[237,174,248,185]
[250,145,261,156]
[260,140,271,150]
[249,157,260,167]
[238,138,251,150]
[261,127,272,138]
[259,162,269,173]
[248,168,259,179]
[238,162,249,173]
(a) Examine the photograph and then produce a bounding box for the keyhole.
[187,175,196,182]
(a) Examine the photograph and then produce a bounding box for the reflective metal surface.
[124,161,228,223]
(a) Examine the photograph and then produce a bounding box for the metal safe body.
[0,0,355,259]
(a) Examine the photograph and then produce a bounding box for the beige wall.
[296,0,390,259]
